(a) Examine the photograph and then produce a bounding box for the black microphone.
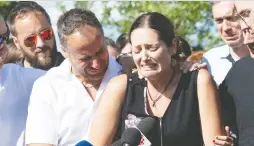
[136,117,157,135]
[121,128,142,146]
[75,140,93,146]
[135,117,157,146]
[113,117,157,146]
[112,139,121,146]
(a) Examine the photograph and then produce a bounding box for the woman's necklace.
[146,68,175,107]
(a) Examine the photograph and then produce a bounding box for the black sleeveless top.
[114,70,203,146]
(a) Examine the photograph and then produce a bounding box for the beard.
[24,46,54,70]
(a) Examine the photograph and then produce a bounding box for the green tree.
[100,1,223,50]
[0,1,18,19]
[58,1,224,50]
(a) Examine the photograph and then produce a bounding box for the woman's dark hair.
[129,12,175,48]
[176,36,192,60]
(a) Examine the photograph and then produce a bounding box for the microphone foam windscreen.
[75,140,93,146]
[121,128,142,145]
[136,117,157,135]
[112,139,121,146]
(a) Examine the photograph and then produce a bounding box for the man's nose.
[91,58,101,69]
[36,36,46,49]
[222,20,232,33]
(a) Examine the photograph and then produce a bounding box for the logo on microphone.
[140,137,145,145]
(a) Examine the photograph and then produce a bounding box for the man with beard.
[7,1,64,70]
[218,2,254,146]
[0,14,45,146]
[201,1,249,86]
[25,9,122,146]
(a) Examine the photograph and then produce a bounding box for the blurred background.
[0,1,224,52]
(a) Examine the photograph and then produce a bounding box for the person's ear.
[169,38,178,56]
[13,36,22,50]
[61,45,68,58]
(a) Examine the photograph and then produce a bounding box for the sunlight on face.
[213,1,243,47]
[130,28,172,78]
[66,25,109,81]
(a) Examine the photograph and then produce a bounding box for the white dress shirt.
[0,64,45,146]
[25,57,122,146]
[201,45,235,86]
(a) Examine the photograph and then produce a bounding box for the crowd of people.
[0,1,254,146]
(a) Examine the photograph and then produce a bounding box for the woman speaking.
[88,12,230,146]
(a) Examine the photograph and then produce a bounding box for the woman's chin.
[140,70,160,79]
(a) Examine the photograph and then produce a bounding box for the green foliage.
[65,1,224,50]
[100,1,223,50]
[0,1,18,19]
[57,1,90,13]
[56,0,67,13]
[74,1,88,9]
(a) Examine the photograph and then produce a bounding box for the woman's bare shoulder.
[105,74,129,97]
[108,74,128,88]
[197,68,213,85]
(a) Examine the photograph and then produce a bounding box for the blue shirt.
[0,64,45,146]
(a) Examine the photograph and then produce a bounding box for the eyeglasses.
[0,29,9,45]
[24,28,53,47]
[232,6,253,30]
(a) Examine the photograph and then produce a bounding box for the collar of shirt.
[220,46,235,64]
[60,56,122,102]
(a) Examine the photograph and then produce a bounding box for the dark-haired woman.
[88,12,231,146]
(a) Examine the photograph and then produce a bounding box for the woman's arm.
[88,74,128,145]
[197,69,225,146]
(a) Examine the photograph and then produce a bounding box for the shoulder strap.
[113,73,145,142]
[191,69,199,97]
[127,72,144,85]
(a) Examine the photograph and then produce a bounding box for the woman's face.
[130,28,176,78]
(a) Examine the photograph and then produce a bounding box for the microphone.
[135,117,157,146]
[121,128,142,146]
[112,139,121,146]
[75,140,93,146]
[136,117,157,135]
[112,117,157,146]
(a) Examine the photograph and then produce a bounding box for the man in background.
[25,8,122,146]
[202,1,249,86]
[218,2,254,146]
[7,1,64,70]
